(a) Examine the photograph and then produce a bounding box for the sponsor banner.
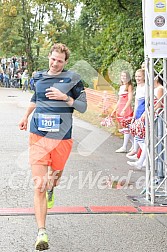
[143,0,167,58]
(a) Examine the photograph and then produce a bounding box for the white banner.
[143,0,167,58]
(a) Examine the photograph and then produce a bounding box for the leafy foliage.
[77,0,144,83]
[0,0,144,82]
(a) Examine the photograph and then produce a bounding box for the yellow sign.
[152,30,167,38]
[154,0,166,12]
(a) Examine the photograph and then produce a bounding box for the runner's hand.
[19,117,28,130]
[45,87,66,100]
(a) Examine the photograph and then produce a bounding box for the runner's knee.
[33,176,47,192]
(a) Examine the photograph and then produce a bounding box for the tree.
[0,0,144,83]
[74,0,144,82]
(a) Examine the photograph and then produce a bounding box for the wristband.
[65,96,70,102]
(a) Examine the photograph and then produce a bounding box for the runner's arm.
[70,81,87,113]
[45,81,87,113]
[19,102,36,130]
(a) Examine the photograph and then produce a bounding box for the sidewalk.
[1,87,167,252]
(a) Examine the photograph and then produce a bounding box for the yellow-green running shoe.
[46,189,54,209]
[35,232,49,251]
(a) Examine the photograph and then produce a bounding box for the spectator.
[127,75,164,176]
[29,71,36,91]
[111,70,133,153]
[127,69,146,169]
[1,57,6,72]
[0,66,4,85]
[21,69,29,91]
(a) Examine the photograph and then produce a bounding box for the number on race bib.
[37,114,60,132]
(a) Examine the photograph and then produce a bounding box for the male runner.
[19,43,87,251]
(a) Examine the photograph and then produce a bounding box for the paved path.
[0,87,167,252]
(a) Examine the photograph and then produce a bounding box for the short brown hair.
[50,43,70,61]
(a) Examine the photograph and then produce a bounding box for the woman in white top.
[127,74,164,172]
[127,69,146,168]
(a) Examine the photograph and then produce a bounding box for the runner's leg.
[48,169,63,189]
[31,164,48,229]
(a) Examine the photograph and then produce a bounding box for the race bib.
[37,113,60,132]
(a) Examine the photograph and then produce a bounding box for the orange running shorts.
[29,133,73,170]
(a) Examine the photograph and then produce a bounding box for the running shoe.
[46,189,54,209]
[35,232,49,251]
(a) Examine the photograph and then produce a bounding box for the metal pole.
[145,57,150,201]
[149,58,155,204]
[163,59,167,193]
